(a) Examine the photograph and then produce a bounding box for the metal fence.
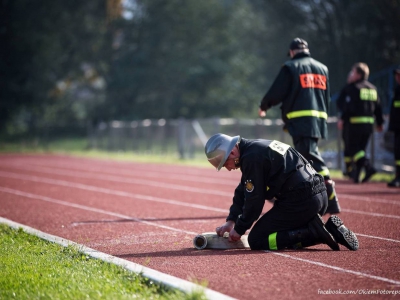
[88,117,395,173]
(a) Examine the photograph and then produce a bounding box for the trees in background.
[0,0,109,135]
[1,0,399,137]
[105,0,265,120]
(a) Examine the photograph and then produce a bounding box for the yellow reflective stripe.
[329,190,336,200]
[344,157,352,163]
[396,160,400,166]
[318,169,330,177]
[394,101,400,108]
[268,232,278,250]
[353,150,365,162]
[349,117,374,124]
[360,88,377,101]
[286,110,328,120]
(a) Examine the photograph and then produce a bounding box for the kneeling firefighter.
[205,133,358,251]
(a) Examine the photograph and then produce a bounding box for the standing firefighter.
[258,37,340,214]
[387,65,400,187]
[336,62,384,183]
[204,133,358,251]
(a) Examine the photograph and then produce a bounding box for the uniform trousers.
[247,175,327,250]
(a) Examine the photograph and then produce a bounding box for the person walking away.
[258,37,340,214]
[336,63,384,183]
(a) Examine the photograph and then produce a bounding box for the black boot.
[387,167,400,187]
[325,215,359,250]
[343,160,352,178]
[324,179,341,215]
[288,215,339,251]
[350,158,364,184]
[361,159,376,183]
[388,177,400,187]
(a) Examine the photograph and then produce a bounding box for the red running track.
[0,154,399,299]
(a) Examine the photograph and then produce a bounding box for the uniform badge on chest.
[245,180,254,192]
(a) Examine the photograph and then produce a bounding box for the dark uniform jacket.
[389,85,400,132]
[226,138,310,235]
[337,79,384,133]
[260,52,330,139]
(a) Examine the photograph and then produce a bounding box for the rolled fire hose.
[193,232,249,250]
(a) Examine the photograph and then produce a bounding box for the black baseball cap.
[394,65,400,74]
[288,38,308,56]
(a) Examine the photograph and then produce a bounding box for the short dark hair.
[352,62,369,80]
[289,38,308,51]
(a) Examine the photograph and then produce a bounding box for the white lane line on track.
[1,157,235,179]
[0,168,234,197]
[3,163,400,206]
[266,251,400,285]
[3,165,400,211]
[2,162,238,186]
[337,195,400,206]
[0,171,228,213]
[341,208,400,219]
[2,186,399,287]
[339,193,400,205]
[356,233,400,243]
[1,169,400,221]
[0,177,399,244]
[0,187,197,235]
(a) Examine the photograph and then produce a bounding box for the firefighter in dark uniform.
[387,65,400,187]
[258,38,340,215]
[204,133,359,251]
[336,62,384,183]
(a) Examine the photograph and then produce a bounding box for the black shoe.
[387,177,400,188]
[361,167,376,183]
[308,215,339,251]
[325,199,341,215]
[324,180,341,215]
[349,165,361,183]
[325,216,359,251]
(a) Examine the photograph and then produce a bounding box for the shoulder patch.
[269,140,290,156]
[245,180,254,193]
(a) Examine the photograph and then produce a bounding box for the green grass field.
[0,224,206,300]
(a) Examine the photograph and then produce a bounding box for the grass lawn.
[0,224,205,300]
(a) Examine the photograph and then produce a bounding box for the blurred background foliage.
[1,0,399,138]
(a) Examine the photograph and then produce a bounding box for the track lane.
[1,154,400,299]
[2,186,400,299]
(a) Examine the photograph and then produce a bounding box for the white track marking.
[0,168,234,197]
[0,187,197,235]
[341,208,400,219]
[337,194,400,205]
[2,162,400,206]
[0,169,399,222]
[1,186,400,287]
[356,233,400,243]
[0,217,234,300]
[2,162,238,186]
[0,156,235,178]
[267,251,400,285]
[0,171,227,213]
[0,184,400,243]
